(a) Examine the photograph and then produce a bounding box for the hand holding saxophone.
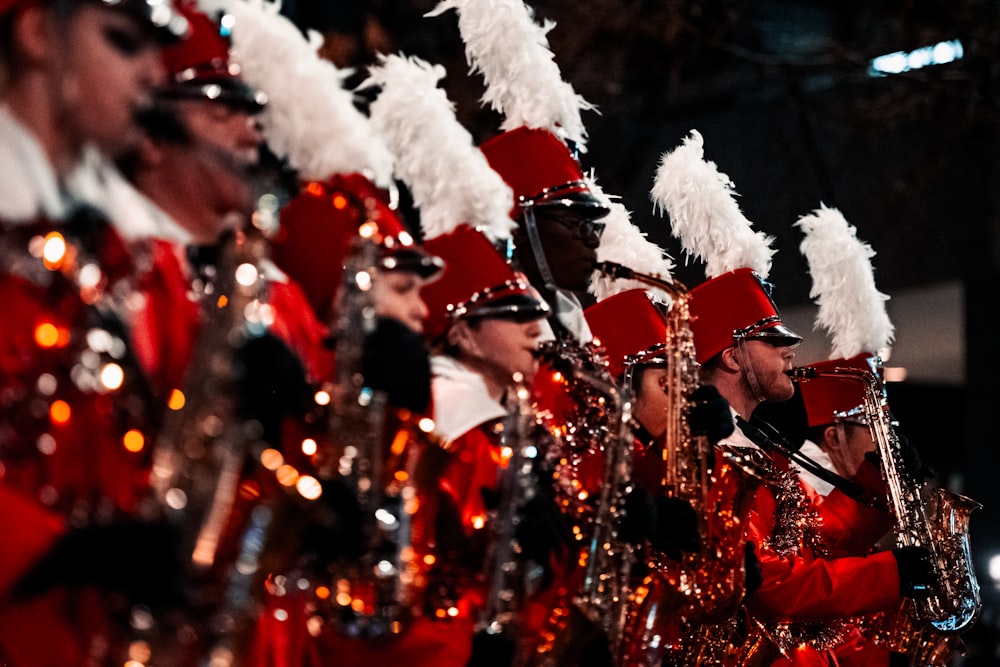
[894,545,937,600]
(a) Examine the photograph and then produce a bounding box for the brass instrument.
[318,227,420,640]
[790,361,981,660]
[595,261,769,667]
[149,225,274,665]
[531,332,635,666]
[475,378,543,663]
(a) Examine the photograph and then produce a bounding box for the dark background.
[277,1,1000,662]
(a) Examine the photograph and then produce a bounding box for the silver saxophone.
[790,360,981,663]
[474,376,542,664]
[320,229,420,640]
[596,261,769,667]
[148,223,274,665]
[530,326,635,666]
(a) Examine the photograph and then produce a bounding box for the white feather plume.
[650,130,774,279]
[588,178,676,304]
[226,0,394,185]
[363,54,516,243]
[796,204,894,359]
[427,0,594,150]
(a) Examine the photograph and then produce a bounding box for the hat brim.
[380,249,445,280]
[745,322,802,346]
[532,188,611,215]
[106,0,190,43]
[463,293,551,322]
[157,79,267,114]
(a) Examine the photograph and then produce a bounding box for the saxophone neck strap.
[736,415,886,512]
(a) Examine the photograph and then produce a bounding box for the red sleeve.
[0,485,66,597]
[746,484,902,623]
[809,480,893,558]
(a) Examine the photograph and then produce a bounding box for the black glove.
[864,433,935,482]
[743,541,763,598]
[513,494,567,572]
[237,331,311,447]
[893,545,936,599]
[362,317,432,413]
[688,385,734,445]
[619,485,656,546]
[649,496,701,560]
[12,519,186,610]
[465,631,517,667]
[896,433,935,481]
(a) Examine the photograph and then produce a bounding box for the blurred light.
[100,362,124,390]
[275,464,299,486]
[49,400,71,424]
[78,263,101,289]
[869,39,963,77]
[34,322,60,348]
[884,366,907,382]
[123,429,145,453]
[42,232,66,267]
[301,438,318,456]
[260,448,284,470]
[168,389,186,410]
[235,263,258,287]
[296,475,322,500]
[313,389,331,406]
[358,221,379,238]
[988,553,1000,584]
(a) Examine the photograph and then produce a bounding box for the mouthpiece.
[788,367,817,379]
[593,260,635,280]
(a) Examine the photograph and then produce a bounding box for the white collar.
[0,104,69,222]
[430,355,508,445]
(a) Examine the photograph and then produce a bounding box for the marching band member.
[655,130,937,667]
[0,0,191,663]
[774,205,978,667]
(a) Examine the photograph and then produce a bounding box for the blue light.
[868,39,964,77]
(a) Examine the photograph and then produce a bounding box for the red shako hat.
[798,353,881,427]
[420,224,549,342]
[270,173,443,323]
[688,268,801,365]
[584,289,668,379]
[480,127,609,217]
[157,1,264,112]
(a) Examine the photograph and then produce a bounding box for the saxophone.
[318,226,420,640]
[790,361,981,660]
[148,224,274,664]
[530,332,635,666]
[596,261,768,667]
[474,377,543,663]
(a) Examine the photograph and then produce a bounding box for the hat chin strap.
[735,337,767,405]
[521,205,558,293]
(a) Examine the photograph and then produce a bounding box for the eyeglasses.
[538,209,607,240]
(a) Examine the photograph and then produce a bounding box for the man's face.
[59,4,166,156]
[738,339,797,403]
[372,270,430,334]
[520,205,606,293]
[155,97,262,236]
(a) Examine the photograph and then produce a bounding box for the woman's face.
[372,270,430,333]
[451,316,546,385]
[57,5,165,156]
[633,366,671,438]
